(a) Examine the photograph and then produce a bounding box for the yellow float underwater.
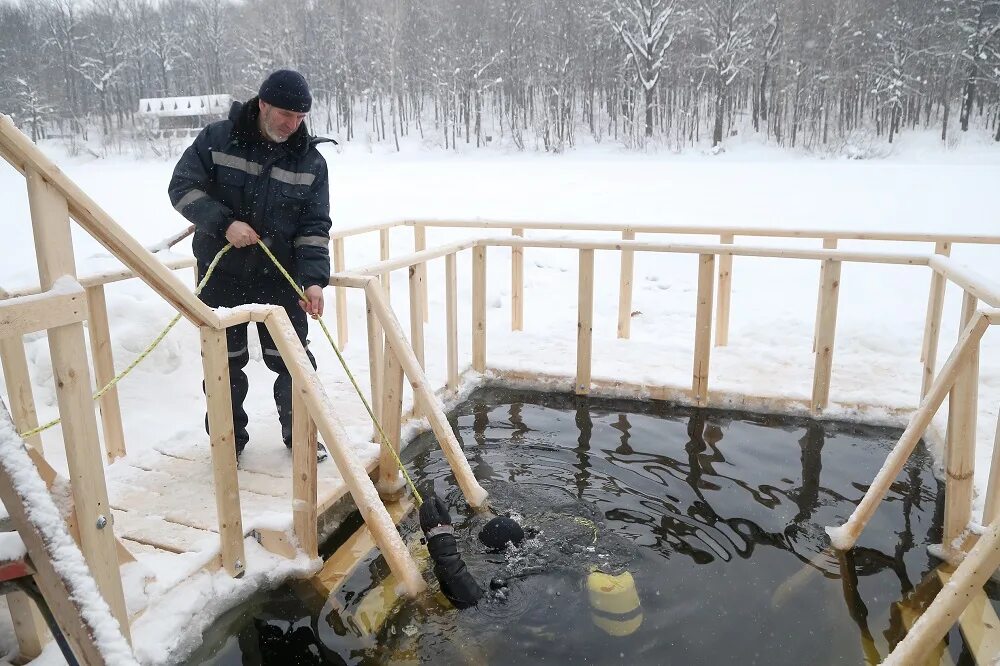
[587,569,643,637]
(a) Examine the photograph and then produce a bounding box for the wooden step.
[937,568,1000,665]
[307,495,416,599]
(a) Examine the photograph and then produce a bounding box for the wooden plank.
[364,282,488,508]
[445,252,459,391]
[26,167,131,642]
[109,509,219,555]
[408,263,425,417]
[0,336,42,453]
[414,224,428,323]
[0,411,132,665]
[984,412,1000,525]
[929,254,1000,309]
[512,228,524,331]
[379,228,391,300]
[487,237,929,267]
[291,383,318,558]
[2,116,217,327]
[333,237,347,349]
[937,568,1000,665]
[378,338,404,498]
[472,245,486,372]
[576,249,594,396]
[0,288,86,338]
[812,259,842,413]
[6,591,50,661]
[351,239,477,276]
[411,218,1000,245]
[832,312,990,550]
[715,233,734,347]
[812,239,838,352]
[86,285,126,461]
[199,326,246,577]
[921,243,951,399]
[4,255,196,300]
[365,294,384,435]
[617,230,635,340]
[943,292,979,558]
[692,254,715,406]
[884,521,1000,665]
[261,306,426,597]
[306,496,415,598]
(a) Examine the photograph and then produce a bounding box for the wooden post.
[921,242,952,399]
[414,224,428,323]
[85,285,126,461]
[983,412,1000,525]
[0,336,42,453]
[812,238,838,352]
[0,406,132,664]
[25,168,131,642]
[512,228,524,331]
[364,283,489,508]
[261,307,426,596]
[882,519,1000,665]
[365,294,384,432]
[408,263,425,419]
[943,291,979,556]
[715,233,734,347]
[472,245,486,373]
[446,252,459,391]
[577,249,595,395]
[408,265,425,371]
[199,327,247,578]
[692,254,715,406]
[617,230,635,339]
[379,228,391,300]
[333,237,347,349]
[812,259,842,413]
[378,338,405,499]
[830,312,989,550]
[291,383,318,558]
[6,593,50,660]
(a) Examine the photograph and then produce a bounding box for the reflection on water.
[191,388,978,666]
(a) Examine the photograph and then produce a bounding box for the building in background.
[138,94,232,138]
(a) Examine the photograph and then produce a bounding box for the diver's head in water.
[479,516,525,551]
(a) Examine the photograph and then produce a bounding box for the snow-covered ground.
[2,129,1000,663]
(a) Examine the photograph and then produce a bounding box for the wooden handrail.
[827,311,990,551]
[0,115,218,328]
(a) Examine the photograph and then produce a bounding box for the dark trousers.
[197,268,317,453]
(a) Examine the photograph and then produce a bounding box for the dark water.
[191,388,983,665]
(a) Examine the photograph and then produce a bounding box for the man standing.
[169,69,333,459]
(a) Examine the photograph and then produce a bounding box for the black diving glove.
[419,493,485,609]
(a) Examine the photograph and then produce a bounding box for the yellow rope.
[19,240,423,508]
[19,245,232,440]
[253,240,423,507]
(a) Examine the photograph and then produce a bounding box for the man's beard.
[261,111,290,143]
[262,123,289,143]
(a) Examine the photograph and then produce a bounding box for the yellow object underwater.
[587,570,643,637]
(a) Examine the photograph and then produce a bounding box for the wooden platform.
[105,445,380,568]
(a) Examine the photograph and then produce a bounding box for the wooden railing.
[327,232,1000,664]
[327,219,1000,405]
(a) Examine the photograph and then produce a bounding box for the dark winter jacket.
[168,97,333,288]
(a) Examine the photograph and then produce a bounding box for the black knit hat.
[258,69,312,113]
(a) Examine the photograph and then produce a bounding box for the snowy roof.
[138,94,233,118]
